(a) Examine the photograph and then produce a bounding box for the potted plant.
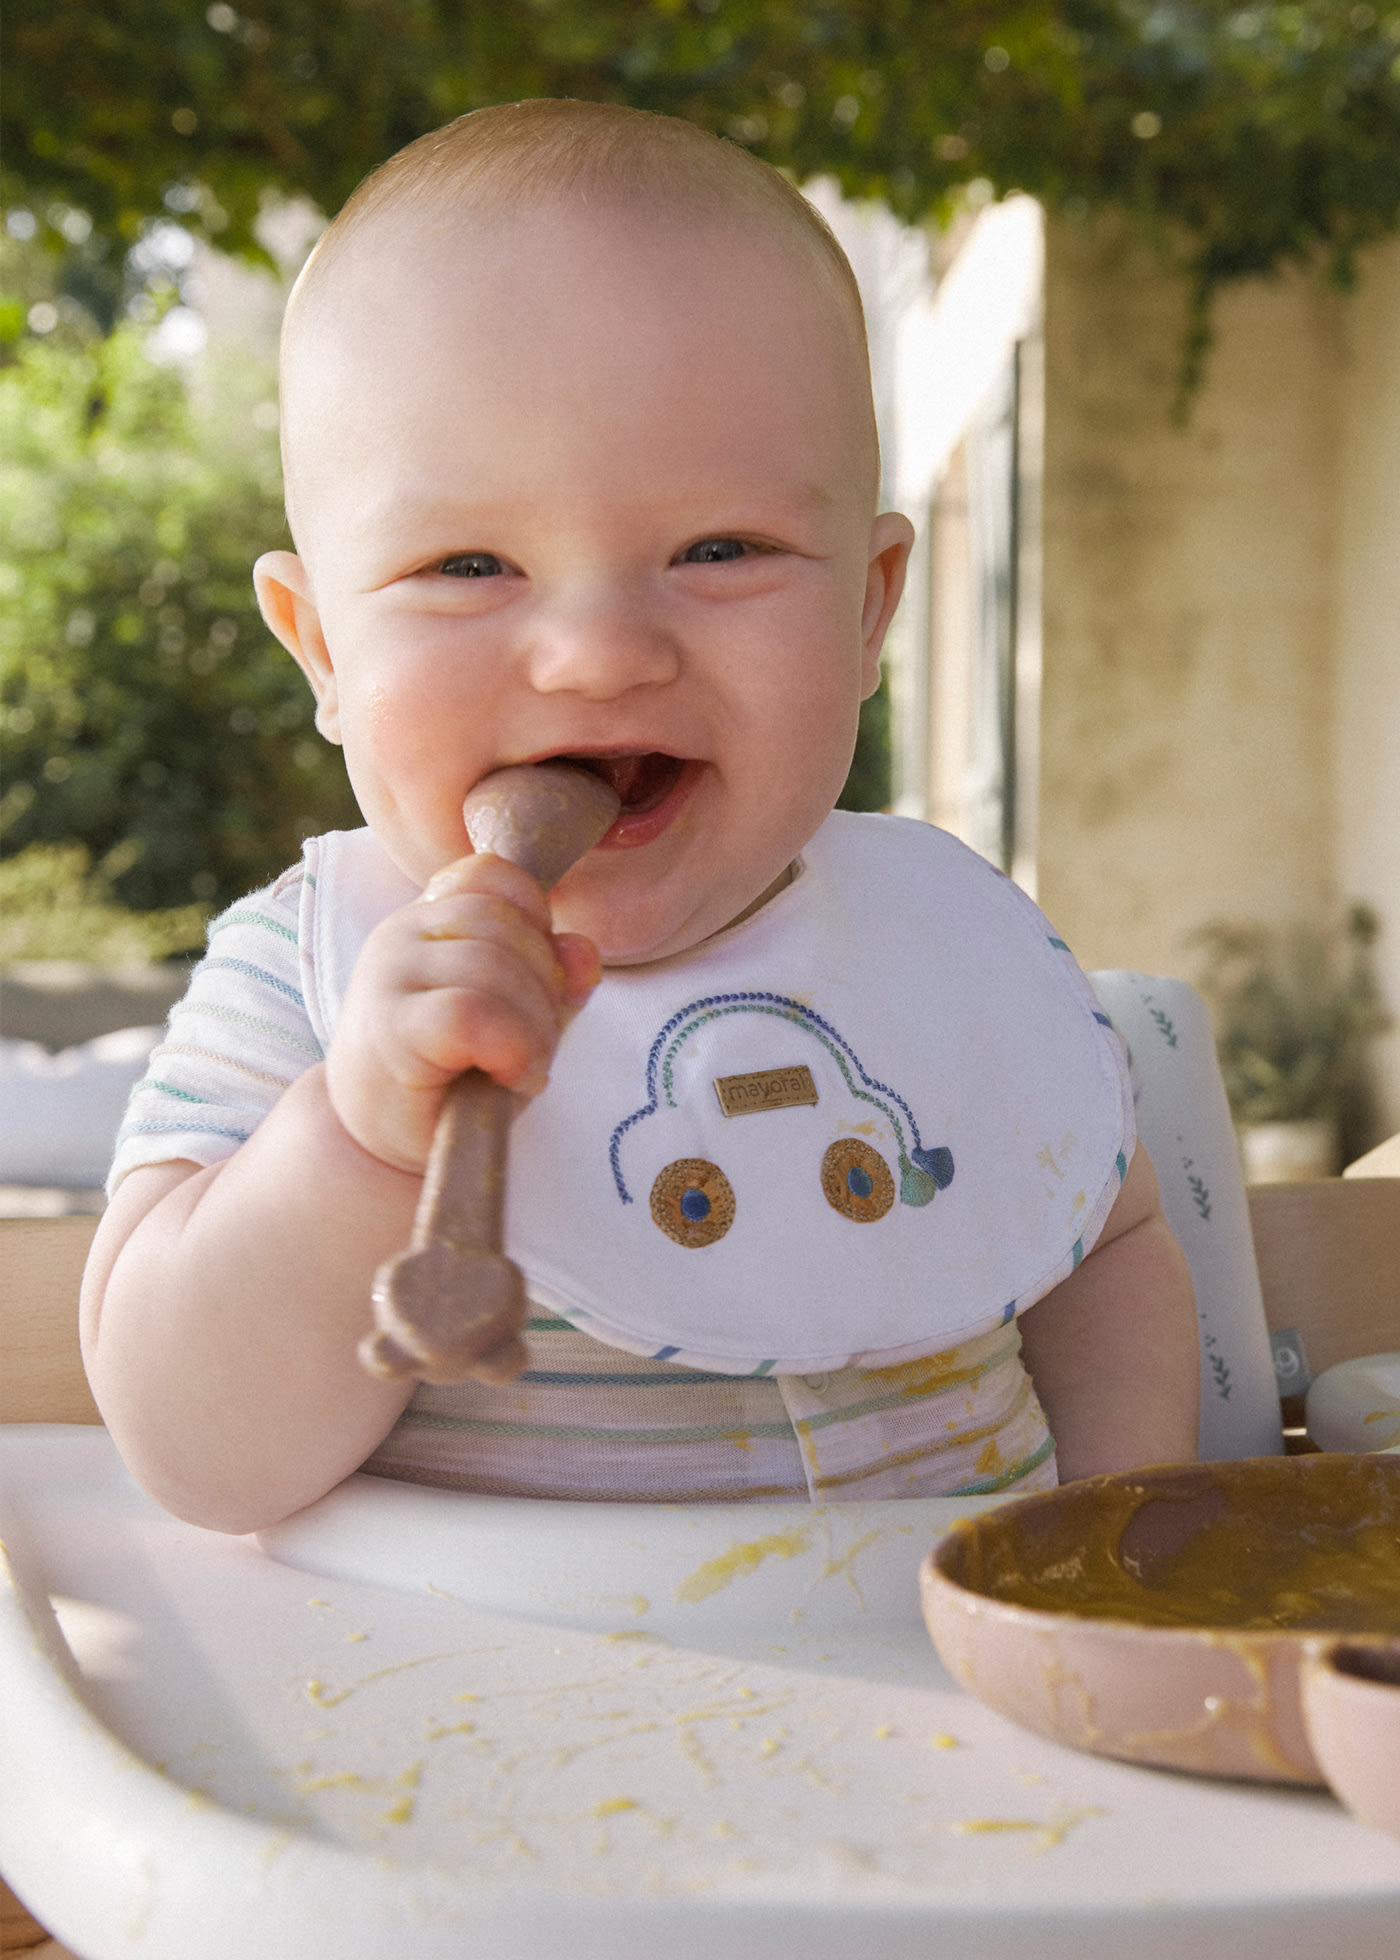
[1188,904,1390,1183]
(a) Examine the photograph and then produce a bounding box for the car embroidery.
[607,990,954,1238]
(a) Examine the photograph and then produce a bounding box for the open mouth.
[552,751,686,816]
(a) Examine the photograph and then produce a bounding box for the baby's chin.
[561,865,796,971]
[556,898,706,971]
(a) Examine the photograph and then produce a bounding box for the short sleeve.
[107,864,323,1194]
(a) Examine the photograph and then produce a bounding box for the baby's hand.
[326,853,601,1175]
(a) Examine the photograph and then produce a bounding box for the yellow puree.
[961,1459,1400,1633]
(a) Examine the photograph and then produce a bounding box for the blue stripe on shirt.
[198,956,306,1007]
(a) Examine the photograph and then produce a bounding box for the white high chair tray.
[3,1427,1399,1960]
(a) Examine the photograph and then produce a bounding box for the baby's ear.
[253,552,342,744]
[860,513,916,694]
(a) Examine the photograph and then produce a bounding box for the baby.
[81,101,1199,1533]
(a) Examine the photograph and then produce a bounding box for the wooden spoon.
[360,764,621,1384]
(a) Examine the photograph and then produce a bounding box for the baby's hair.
[291,98,868,354]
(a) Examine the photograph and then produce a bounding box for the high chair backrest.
[1088,971,1285,1460]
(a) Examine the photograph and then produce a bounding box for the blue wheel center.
[680,1187,712,1222]
[846,1165,874,1200]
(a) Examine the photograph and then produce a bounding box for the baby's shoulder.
[201,859,307,957]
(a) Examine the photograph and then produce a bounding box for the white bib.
[307,813,1133,1376]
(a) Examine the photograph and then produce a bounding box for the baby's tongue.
[578,752,680,813]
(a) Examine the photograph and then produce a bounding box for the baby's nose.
[525,589,681,699]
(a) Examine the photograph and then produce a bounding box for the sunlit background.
[2,0,1397,1197]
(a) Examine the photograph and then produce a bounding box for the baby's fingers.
[416,859,562,993]
[422,850,552,920]
[328,856,597,1172]
[397,953,562,1097]
[552,931,602,1008]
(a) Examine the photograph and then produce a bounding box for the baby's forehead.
[292,180,862,357]
[292,194,869,402]
[285,99,870,398]
[279,170,880,533]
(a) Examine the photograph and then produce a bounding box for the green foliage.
[5,1,1400,314]
[838,675,893,813]
[3,1,1397,921]
[0,305,361,913]
[0,841,209,962]
[1189,905,1392,1124]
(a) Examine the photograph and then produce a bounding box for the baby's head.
[256,100,912,964]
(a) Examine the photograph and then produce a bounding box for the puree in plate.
[953,1455,1400,1633]
[922,1456,1400,1783]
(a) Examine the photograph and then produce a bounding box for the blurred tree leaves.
[0,841,213,961]
[0,308,360,914]
[3,0,1399,919]
[840,677,893,814]
[6,1,1400,304]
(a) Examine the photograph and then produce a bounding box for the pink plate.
[1302,1640,1400,1839]
[921,1455,1400,1785]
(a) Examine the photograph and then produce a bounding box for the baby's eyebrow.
[347,479,839,558]
[782,481,836,512]
[669,488,841,543]
[347,492,506,540]
[695,480,835,521]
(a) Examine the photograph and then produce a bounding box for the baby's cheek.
[358,679,441,756]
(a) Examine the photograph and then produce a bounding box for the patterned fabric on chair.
[1089,971,1284,1461]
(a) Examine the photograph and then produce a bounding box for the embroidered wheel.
[821,1138,895,1223]
[651,1159,736,1249]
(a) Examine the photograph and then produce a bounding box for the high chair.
[2,976,1397,1960]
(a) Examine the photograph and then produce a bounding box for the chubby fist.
[325,852,601,1175]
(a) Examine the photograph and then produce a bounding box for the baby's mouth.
[552,751,686,816]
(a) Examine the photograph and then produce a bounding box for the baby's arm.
[80,854,599,1535]
[1015,1145,1199,1482]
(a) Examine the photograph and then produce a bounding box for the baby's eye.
[674,537,753,566]
[435,551,509,578]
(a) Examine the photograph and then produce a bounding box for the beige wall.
[1038,219,1400,1139]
